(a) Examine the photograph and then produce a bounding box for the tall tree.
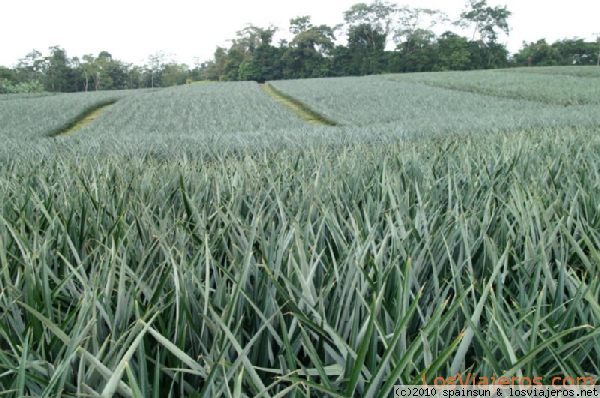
[458,0,511,44]
[161,63,190,86]
[234,25,278,53]
[457,0,511,68]
[16,50,45,83]
[230,25,280,81]
[100,53,129,90]
[343,1,396,49]
[81,54,98,91]
[44,46,73,92]
[342,1,396,75]
[285,16,336,78]
[147,52,167,88]
[345,24,388,74]
[436,32,472,70]
[392,7,448,71]
[393,7,447,45]
[126,65,146,88]
[394,28,437,72]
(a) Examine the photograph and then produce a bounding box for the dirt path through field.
[51,100,117,137]
[259,83,337,126]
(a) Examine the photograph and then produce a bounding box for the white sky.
[1,0,598,67]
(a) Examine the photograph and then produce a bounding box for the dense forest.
[1,0,599,93]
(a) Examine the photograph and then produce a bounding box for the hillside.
[0,67,599,396]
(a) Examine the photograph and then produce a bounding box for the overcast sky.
[1,0,598,67]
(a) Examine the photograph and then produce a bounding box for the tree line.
[1,0,598,94]
[0,49,195,94]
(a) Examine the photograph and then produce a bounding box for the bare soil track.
[259,83,337,126]
[50,100,117,137]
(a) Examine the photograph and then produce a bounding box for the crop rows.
[0,90,136,141]
[0,68,598,397]
[270,76,600,132]
[1,126,599,396]
[385,70,600,105]
[509,66,600,79]
[77,82,307,139]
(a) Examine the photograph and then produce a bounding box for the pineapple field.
[0,67,599,397]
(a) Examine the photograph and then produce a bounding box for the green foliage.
[0,90,132,139]
[392,69,600,105]
[0,68,600,396]
[160,63,190,87]
[436,32,472,70]
[1,130,599,396]
[515,39,600,67]
[271,71,600,127]
[0,48,192,94]
[78,82,306,138]
[0,78,44,94]
[509,65,600,78]
[5,1,598,90]
[44,46,76,92]
[196,1,512,81]
[459,0,511,43]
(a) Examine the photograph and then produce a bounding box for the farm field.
[385,69,600,105]
[77,82,309,139]
[509,65,600,78]
[270,74,600,130]
[0,67,599,397]
[0,90,133,140]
